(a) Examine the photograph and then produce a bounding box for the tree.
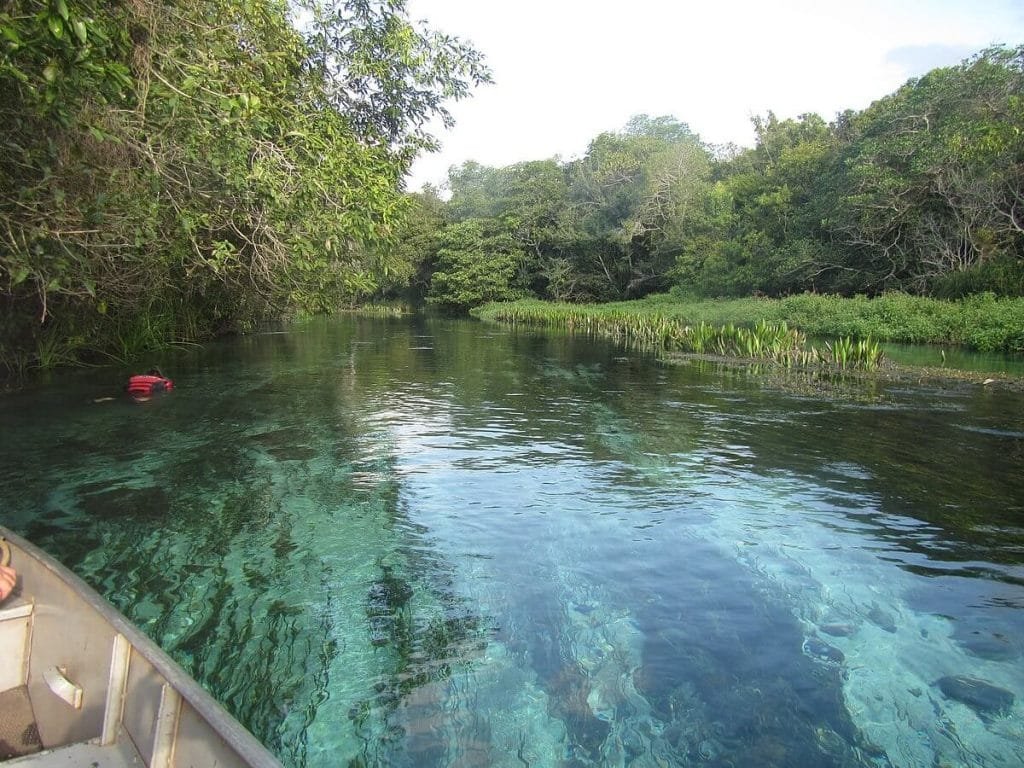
[445,161,508,221]
[298,0,491,165]
[427,220,523,311]
[828,46,1024,293]
[386,186,447,303]
[563,115,710,300]
[671,112,837,297]
[0,0,490,374]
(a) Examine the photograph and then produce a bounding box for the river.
[1,316,1022,767]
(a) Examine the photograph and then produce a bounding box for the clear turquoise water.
[1,316,1023,767]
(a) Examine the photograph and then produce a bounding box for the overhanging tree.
[0,0,490,374]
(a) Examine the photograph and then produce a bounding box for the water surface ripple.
[1,316,1022,767]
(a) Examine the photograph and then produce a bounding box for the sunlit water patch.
[1,316,1022,767]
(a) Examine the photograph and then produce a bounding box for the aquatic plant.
[474,300,885,372]
[475,292,1024,355]
[343,302,413,317]
[824,336,884,371]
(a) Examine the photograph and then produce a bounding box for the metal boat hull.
[0,526,282,768]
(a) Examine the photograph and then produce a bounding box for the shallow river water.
[1,316,1022,768]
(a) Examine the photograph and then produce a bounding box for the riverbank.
[474,293,1024,354]
[473,294,1024,389]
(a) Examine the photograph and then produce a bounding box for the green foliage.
[427,220,524,312]
[562,116,710,300]
[433,114,713,308]
[473,299,885,371]
[0,0,132,123]
[405,46,1024,312]
[769,292,1024,353]
[0,0,489,376]
[824,47,1024,292]
[673,112,841,296]
[823,336,885,371]
[298,0,491,158]
[478,292,1024,355]
[384,187,447,303]
[928,253,1024,299]
[444,158,574,299]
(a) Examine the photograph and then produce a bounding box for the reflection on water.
[1,316,1023,767]
[880,341,1024,376]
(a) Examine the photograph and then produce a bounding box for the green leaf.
[1,24,23,46]
[42,61,59,83]
[47,14,63,40]
[12,267,30,286]
[71,18,87,44]
[54,0,69,21]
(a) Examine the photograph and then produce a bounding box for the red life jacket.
[126,374,174,398]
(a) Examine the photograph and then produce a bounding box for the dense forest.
[402,46,1024,313]
[0,0,488,375]
[2,4,1022,377]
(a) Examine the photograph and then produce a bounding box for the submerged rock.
[955,630,1020,662]
[866,604,897,633]
[819,622,858,638]
[936,675,1015,717]
[802,637,845,664]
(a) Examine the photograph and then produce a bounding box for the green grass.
[474,292,1024,355]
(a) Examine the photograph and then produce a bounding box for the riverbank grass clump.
[474,299,886,372]
[477,292,1024,354]
[342,302,414,317]
[765,292,1024,353]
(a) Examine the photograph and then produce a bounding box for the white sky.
[404,0,1024,191]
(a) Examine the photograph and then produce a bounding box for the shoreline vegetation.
[3,23,1022,388]
[0,0,490,380]
[472,293,1024,385]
